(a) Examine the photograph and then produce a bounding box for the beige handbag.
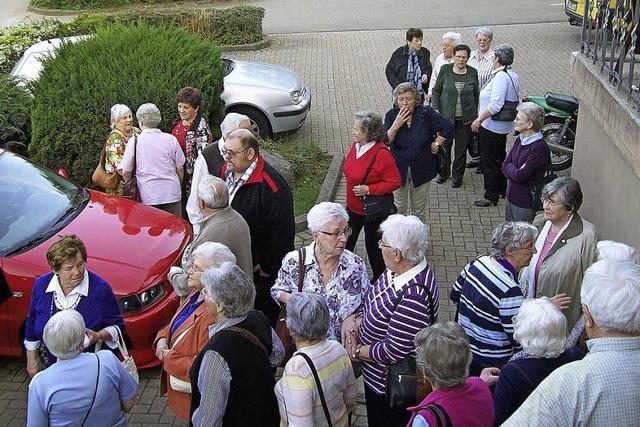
[97,326,139,382]
[166,324,193,393]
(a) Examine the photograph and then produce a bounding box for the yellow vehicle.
[565,0,617,26]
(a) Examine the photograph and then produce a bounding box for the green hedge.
[0,74,32,154]
[32,0,177,11]
[0,6,264,73]
[29,23,225,187]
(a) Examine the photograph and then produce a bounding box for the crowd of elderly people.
[19,24,640,427]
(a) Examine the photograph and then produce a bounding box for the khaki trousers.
[393,169,431,223]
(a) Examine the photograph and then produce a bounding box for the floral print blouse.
[103,127,140,195]
[271,242,370,341]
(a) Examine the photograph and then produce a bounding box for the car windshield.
[0,151,87,257]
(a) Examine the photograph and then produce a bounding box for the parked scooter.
[524,92,579,171]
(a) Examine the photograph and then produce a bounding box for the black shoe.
[451,180,462,188]
[466,159,481,168]
[474,198,498,207]
[475,168,484,174]
[435,176,447,184]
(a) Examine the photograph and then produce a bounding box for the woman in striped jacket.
[352,214,439,427]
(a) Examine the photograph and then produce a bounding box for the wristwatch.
[354,344,362,360]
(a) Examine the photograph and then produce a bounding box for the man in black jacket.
[219,129,295,325]
[385,28,433,103]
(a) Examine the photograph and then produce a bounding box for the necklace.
[53,290,81,311]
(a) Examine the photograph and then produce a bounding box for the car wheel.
[228,106,272,138]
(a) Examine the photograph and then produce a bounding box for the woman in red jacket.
[343,111,401,281]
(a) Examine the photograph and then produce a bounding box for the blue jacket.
[384,105,454,187]
[24,270,125,365]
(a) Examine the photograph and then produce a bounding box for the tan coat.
[154,291,215,420]
[170,206,253,296]
[521,213,598,330]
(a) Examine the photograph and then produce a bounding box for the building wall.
[571,54,640,248]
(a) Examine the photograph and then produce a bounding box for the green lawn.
[260,137,332,216]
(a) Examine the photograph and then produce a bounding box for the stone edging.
[294,153,344,233]
[221,36,271,52]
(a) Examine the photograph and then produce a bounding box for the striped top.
[275,340,357,427]
[450,256,524,368]
[359,258,439,394]
[468,48,495,88]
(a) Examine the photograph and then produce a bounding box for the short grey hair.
[379,214,429,265]
[597,240,639,263]
[307,202,349,232]
[442,32,462,46]
[136,103,161,128]
[43,310,85,360]
[475,27,494,40]
[490,221,538,258]
[542,176,583,213]
[581,259,640,334]
[393,82,421,105]
[415,322,471,389]
[197,175,229,209]
[286,293,330,342]
[110,104,131,130]
[353,111,385,141]
[202,262,255,318]
[494,43,515,66]
[513,297,566,358]
[192,242,237,268]
[518,102,546,131]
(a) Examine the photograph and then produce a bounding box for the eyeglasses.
[519,243,536,252]
[378,239,395,250]
[187,263,205,274]
[221,146,250,158]
[318,227,352,238]
[541,197,563,207]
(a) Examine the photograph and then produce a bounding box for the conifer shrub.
[29,23,225,187]
[0,74,32,152]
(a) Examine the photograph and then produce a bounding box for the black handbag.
[491,67,519,122]
[384,283,436,409]
[361,148,397,224]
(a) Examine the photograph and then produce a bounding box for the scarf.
[407,51,423,94]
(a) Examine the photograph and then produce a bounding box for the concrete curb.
[294,153,344,233]
[222,36,271,52]
[27,0,233,16]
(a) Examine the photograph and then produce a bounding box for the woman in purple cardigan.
[501,103,550,222]
[24,235,124,377]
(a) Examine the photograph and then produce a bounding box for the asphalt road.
[1,0,571,32]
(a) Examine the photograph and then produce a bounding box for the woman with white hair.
[102,103,140,195]
[450,221,537,374]
[187,112,253,225]
[27,310,138,426]
[501,102,551,222]
[190,263,280,427]
[427,31,462,102]
[493,297,583,425]
[276,293,358,426]
[271,202,370,357]
[120,103,186,215]
[472,44,521,208]
[353,214,439,427]
[407,322,495,427]
[154,242,237,420]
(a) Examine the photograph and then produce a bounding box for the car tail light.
[118,283,166,314]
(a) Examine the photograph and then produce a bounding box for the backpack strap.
[297,352,333,427]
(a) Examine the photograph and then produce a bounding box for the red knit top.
[343,142,401,215]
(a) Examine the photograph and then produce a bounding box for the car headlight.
[118,283,166,314]
[290,89,303,104]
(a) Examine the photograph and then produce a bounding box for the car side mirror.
[57,168,69,179]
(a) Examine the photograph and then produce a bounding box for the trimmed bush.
[31,0,175,11]
[0,6,264,73]
[0,74,32,153]
[29,23,225,187]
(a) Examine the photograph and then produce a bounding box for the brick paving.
[0,22,581,426]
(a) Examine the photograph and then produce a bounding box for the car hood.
[225,60,302,92]
[6,190,191,296]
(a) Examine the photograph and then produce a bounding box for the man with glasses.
[220,128,295,326]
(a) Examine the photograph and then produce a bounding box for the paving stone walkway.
[0,22,581,426]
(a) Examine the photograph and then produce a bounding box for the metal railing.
[581,0,640,104]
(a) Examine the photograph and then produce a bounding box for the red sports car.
[0,149,191,368]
